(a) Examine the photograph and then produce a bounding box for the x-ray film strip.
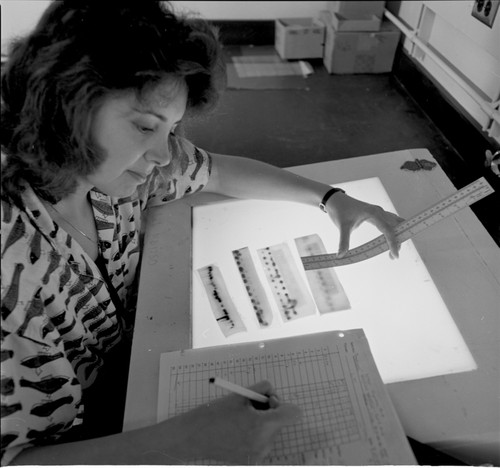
[257,243,316,322]
[302,177,494,270]
[197,264,247,336]
[295,234,351,313]
[232,247,274,328]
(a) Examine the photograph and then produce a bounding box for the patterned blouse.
[0,136,212,465]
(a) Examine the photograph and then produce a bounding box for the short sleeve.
[141,135,212,208]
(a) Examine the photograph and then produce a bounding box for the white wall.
[0,1,328,54]
[172,1,328,19]
[1,1,328,54]
[390,0,500,143]
[0,1,51,53]
[0,1,328,47]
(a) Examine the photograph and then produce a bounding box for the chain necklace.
[47,203,99,245]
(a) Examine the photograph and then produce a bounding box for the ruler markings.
[301,177,494,270]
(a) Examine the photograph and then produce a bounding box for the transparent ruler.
[301,177,494,270]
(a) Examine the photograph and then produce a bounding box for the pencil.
[209,377,269,403]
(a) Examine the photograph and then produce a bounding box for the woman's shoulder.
[1,194,31,260]
[1,179,34,228]
[1,192,63,310]
[1,193,20,227]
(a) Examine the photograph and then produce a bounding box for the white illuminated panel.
[191,177,477,383]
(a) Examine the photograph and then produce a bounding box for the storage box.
[330,12,382,31]
[328,1,386,18]
[275,18,325,60]
[321,13,401,74]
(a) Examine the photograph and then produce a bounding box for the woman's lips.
[128,171,148,183]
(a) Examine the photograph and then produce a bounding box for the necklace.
[47,204,99,245]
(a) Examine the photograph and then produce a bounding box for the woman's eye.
[135,123,154,134]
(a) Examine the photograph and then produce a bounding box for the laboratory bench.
[123,148,499,465]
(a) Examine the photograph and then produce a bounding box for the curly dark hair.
[1,1,226,203]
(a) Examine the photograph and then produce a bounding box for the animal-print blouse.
[0,136,211,464]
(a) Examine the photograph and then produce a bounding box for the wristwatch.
[319,187,346,213]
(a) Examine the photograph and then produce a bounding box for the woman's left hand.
[324,192,404,259]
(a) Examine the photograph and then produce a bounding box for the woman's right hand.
[10,380,301,465]
[160,380,302,465]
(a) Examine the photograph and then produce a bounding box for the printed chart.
[157,329,416,465]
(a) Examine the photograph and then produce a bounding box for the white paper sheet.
[157,329,417,465]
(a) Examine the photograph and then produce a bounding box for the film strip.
[257,243,316,322]
[295,234,350,314]
[197,264,246,336]
[232,247,274,328]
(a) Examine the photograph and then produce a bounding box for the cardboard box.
[330,12,382,31]
[328,1,386,18]
[275,18,325,60]
[321,15,401,74]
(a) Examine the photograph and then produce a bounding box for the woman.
[1,2,401,464]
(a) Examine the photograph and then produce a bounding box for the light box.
[191,177,476,383]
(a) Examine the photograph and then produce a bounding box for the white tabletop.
[124,148,500,465]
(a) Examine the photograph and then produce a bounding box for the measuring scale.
[302,177,493,269]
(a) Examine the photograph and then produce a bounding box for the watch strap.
[319,187,346,213]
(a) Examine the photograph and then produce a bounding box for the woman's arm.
[12,381,301,465]
[204,154,403,257]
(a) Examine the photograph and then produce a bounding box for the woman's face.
[86,79,188,197]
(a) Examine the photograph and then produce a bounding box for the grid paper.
[158,329,416,465]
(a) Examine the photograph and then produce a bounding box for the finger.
[337,225,351,257]
[268,395,280,409]
[386,213,404,258]
[369,215,400,258]
[384,212,405,229]
[248,380,274,395]
[384,230,400,259]
[248,380,279,409]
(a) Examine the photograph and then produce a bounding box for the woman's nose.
[145,133,172,166]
